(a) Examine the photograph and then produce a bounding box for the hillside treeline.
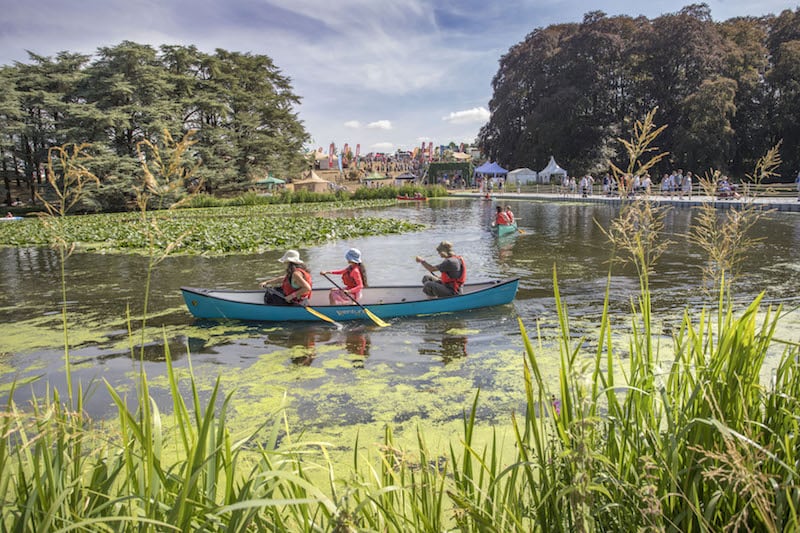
[478,4,800,180]
[0,41,309,210]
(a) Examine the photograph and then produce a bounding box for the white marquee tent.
[538,156,568,183]
[506,167,537,185]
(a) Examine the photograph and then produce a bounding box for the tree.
[718,16,772,175]
[674,77,737,172]
[0,66,24,204]
[766,8,800,176]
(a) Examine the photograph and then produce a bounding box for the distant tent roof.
[394,172,417,180]
[294,170,329,184]
[255,176,285,185]
[474,161,508,175]
[506,167,537,184]
[451,151,471,160]
[364,172,391,181]
[539,156,567,177]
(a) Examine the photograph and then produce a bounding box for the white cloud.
[344,120,361,128]
[367,120,393,130]
[442,107,491,124]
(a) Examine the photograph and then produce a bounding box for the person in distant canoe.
[259,249,312,305]
[504,205,515,224]
[321,248,367,304]
[492,205,512,227]
[415,241,466,297]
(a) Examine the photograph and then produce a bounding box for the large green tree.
[0,42,309,210]
[478,4,800,180]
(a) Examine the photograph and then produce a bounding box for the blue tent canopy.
[474,161,508,175]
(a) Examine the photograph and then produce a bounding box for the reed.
[2,129,799,530]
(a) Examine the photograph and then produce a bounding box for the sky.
[1,1,798,155]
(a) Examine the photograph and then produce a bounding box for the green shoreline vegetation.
[2,123,800,530]
[0,199,425,255]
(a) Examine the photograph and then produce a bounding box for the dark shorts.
[264,287,308,306]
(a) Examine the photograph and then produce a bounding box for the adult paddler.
[259,249,312,305]
[415,241,466,297]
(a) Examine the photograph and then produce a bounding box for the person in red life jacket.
[321,248,367,304]
[492,205,511,227]
[259,249,312,305]
[415,240,466,297]
[505,205,515,224]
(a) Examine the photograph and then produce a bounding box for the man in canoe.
[415,241,466,297]
[259,249,312,305]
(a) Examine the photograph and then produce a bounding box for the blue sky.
[1,1,797,154]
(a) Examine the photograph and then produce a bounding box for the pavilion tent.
[506,168,537,185]
[255,176,286,186]
[393,172,418,186]
[474,161,508,177]
[538,156,567,184]
[291,170,333,193]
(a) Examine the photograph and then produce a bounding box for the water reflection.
[417,319,471,363]
[254,323,372,366]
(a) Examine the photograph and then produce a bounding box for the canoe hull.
[494,223,517,237]
[182,278,519,322]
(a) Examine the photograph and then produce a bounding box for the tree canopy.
[0,42,309,209]
[478,4,800,180]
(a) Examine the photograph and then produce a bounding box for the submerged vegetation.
[2,122,799,531]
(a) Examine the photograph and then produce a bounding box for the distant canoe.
[492,223,518,237]
[397,195,427,201]
[181,278,519,323]
[1,216,23,222]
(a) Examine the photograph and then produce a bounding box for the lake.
[2,198,799,449]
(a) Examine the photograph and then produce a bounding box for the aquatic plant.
[0,202,422,254]
[690,143,780,292]
[36,143,99,405]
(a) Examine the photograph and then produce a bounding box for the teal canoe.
[182,278,519,323]
[493,223,518,237]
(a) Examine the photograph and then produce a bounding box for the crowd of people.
[552,170,752,199]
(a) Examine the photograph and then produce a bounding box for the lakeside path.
[448,190,800,212]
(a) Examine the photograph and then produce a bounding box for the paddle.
[321,273,390,327]
[304,305,342,327]
[261,283,342,327]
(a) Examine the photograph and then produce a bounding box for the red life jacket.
[440,255,466,293]
[496,212,511,225]
[281,267,312,300]
[342,264,360,289]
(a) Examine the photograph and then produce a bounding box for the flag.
[328,142,334,168]
[338,153,343,172]
[428,142,433,162]
[355,144,361,165]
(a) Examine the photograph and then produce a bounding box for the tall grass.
[2,126,799,530]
